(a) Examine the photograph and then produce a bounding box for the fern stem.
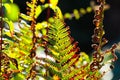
[90,0,106,72]
[30,19,37,58]
[29,0,37,58]
[0,0,3,72]
[97,0,105,53]
[27,0,38,79]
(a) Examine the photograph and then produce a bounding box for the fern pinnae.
[47,50,60,61]
[61,56,79,72]
[56,40,71,50]
[51,19,65,30]
[57,31,70,39]
[57,36,70,45]
[47,67,62,78]
[41,58,61,69]
[57,26,70,35]
[48,45,62,61]
[60,44,74,56]
[62,67,82,80]
[60,51,75,65]
[60,48,79,65]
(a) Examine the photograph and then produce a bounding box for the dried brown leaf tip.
[90,0,106,72]
[90,0,118,75]
[92,0,106,45]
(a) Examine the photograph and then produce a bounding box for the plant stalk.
[0,0,3,72]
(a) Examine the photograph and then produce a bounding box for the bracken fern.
[0,0,118,80]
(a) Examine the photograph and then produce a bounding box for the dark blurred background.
[58,0,120,54]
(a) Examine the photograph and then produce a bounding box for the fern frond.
[40,18,81,79]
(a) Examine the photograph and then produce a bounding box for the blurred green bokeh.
[4,3,19,21]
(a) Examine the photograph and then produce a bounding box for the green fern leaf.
[42,18,81,79]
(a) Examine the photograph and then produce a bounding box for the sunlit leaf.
[3,18,14,36]
[20,13,32,21]
[10,58,18,69]
[4,31,12,37]
[41,28,47,35]
[50,0,58,7]
[10,0,13,3]
[35,5,42,18]
[35,23,43,30]
[9,61,17,70]
[50,6,63,19]
[49,48,59,56]
[26,2,32,8]
[4,3,20,21]
[11,73,25,80]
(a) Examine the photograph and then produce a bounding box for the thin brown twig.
[0,0,3,72]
